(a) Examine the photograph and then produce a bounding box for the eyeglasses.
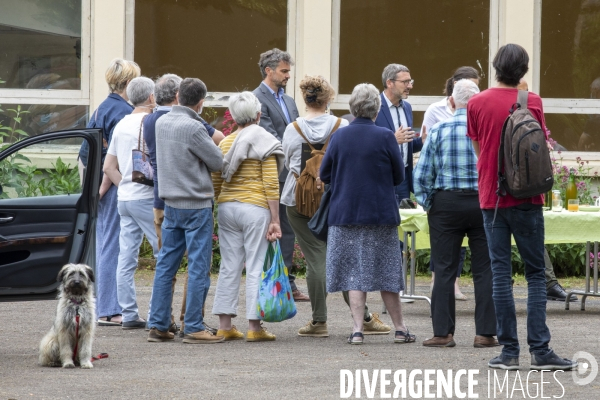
[391,79,414,86]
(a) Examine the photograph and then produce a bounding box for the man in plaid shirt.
[413,79,497,348]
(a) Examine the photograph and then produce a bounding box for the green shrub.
[414,243,588,277]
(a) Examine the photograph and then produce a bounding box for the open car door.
[0,129,101,301]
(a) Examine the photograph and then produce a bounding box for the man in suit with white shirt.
[375,64,423,202]
[253,48,309,302]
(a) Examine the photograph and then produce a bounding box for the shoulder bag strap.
[293,121,316,151]
[322,118,342,152]
[138,115,149,159]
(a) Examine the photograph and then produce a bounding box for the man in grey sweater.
[147,78,224,344]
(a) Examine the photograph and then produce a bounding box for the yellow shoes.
[217,325,245,341]
[246,327,276,342]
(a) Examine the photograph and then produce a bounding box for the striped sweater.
[212,131,279,209]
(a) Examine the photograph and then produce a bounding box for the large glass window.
[338,0,490,95]
[540,0,600,99]
[0,0,82,90]
[134,0,287,92]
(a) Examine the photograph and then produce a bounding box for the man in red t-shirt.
[467,44,577,371]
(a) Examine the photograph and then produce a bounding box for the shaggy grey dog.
[39,263,96,368]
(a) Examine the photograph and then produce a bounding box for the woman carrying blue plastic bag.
[211,92,285,342]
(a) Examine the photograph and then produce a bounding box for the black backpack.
[497,90,554,199]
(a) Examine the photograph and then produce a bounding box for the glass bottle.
[544,190,552,210]
[565,169,578,204]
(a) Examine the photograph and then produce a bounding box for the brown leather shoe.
[473,335,499,348]
[423,334,455,347]
[292,289,310,302]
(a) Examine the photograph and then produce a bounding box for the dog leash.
[72,306,109,363]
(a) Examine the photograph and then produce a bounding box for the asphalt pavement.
[1,273,599,400]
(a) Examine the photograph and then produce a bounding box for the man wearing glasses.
[375,64,422,203]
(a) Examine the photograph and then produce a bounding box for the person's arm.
[211,144,226,200]
[191,125,224,172]
[266,199,282,242]
[257,102,280,139]
[421,126,428,143]
[413,132,436,210]
[211,129,225,145]
[471,140,480,157]
[387,133,404,186]
[282,125,301,173]
[262,155,281,241]
[319,136,336,184]
[102,154,122,187]
[98,173,112,199]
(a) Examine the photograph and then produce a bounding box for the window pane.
[134,0,287,92]
[540,0,600,98]
[339,0,490,95]
[0,137,83,199]
[0,103,88,144]
[0,0,82,90]
[545,113,600,152]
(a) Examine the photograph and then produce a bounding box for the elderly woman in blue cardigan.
[320,83,416,345]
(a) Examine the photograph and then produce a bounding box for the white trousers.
[212,202,270,320]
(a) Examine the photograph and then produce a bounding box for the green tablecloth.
[398,209,600,250]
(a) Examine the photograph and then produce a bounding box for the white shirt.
[422,98,454,135]
[382,92,409,167]
[107,112,154,201]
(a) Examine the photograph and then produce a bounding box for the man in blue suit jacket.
[375,64,423,202]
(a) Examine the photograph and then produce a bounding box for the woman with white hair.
[211,91,283,342]
[320,83,416,345]
[103,76,159,329]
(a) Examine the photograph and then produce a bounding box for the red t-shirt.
[467,87,546,209]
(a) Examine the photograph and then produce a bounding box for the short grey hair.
[381,63,410,89]
[155,74,182,106]
[126,76,154,106]
[258,48,294,79]
[451,79,480,107]
[228,91,261,126]
[349,83,381,119]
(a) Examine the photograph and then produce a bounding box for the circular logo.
[572,351,598,386]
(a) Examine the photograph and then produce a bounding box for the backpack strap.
[517,90,529,110]
[293,122,316,151]
[322,118,342,152]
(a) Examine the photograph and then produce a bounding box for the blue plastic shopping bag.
[257,240,297,322]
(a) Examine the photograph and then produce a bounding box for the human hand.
[394,126,416,144]
[266,222,282,242]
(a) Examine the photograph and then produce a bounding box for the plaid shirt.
[413,108,478,210]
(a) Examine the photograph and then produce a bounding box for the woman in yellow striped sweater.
[211,91,284,342]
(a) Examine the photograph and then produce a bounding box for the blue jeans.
[148,206,213,334]
[481,204,550,358]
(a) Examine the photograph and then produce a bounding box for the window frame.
[0,0,91,106]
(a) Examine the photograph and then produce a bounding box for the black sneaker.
[547,283,578,302]
[488,354,520,370]
[530,349,578,370]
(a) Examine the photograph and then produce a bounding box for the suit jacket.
[253,83,300,141]
[374,92,423,193]
[253,83,300,181]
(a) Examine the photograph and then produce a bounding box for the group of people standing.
[79,43,579,370]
